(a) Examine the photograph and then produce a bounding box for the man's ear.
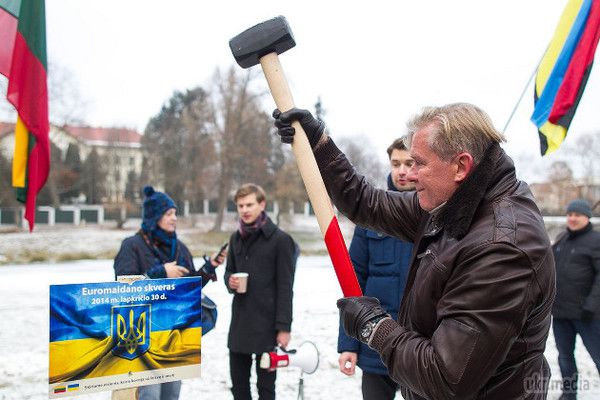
[259,200,267,211]
[454,152,474,183]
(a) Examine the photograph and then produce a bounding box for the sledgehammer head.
[229,16,296,68]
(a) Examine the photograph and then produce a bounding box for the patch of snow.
[0,257,598,399]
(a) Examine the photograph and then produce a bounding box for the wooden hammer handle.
[259,52,362,297]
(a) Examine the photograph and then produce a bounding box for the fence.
[0,200,315,228]
[2,203,594,235]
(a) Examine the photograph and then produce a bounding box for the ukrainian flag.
[531,0,600,155]
[49,278,202,384]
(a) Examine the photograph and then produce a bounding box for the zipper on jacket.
[416,249,432,259]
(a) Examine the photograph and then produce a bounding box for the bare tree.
[568,131,600,182]
[209,66,274,231]
[47,63,88,126]
[80,148,107,204]
[271,151,308,225]
[0,151,18,206]
[546,160,573,183]
[337,134,386,188]
[143,87,216,207]
[1,62,89,125]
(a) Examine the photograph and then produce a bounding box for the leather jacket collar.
[426,143,516,240]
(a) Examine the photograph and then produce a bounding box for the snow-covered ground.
[0,257,598,400]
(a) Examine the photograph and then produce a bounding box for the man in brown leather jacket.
[273,103,556,400]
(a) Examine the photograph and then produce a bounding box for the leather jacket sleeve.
[313,138,423,242]
[369,242,544,399]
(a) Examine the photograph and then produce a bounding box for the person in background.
[338,138,415,400]
[552,199,600,400]
[225,183,297,400]
[114,185,226,400]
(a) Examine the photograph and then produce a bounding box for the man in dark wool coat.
[225,183,297,400]
[273,103,555,400]
[552,199,600,400]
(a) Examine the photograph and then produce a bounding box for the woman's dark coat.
[114,231,216,286]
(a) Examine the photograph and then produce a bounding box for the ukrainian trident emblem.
[111,304,151,360]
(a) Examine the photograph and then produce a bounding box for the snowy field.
[1,256,599,400]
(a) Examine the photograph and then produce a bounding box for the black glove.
[337,296,390,343]
[272,108,325,148]
[581,310,594,323]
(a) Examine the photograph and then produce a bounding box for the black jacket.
[113,231,216,286]
[225,217,297,354]
[314,139,555,400]
[552,223,600,319]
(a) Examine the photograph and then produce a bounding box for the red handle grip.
[324,216,363,297]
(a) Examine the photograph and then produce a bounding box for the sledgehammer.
[229,16,361,297]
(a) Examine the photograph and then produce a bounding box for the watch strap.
[368,317,396,349]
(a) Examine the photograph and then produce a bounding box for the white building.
[0,122,143,203]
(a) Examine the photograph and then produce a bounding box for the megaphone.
[259,341,319,374]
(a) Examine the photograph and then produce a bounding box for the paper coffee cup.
[232,272,249,293]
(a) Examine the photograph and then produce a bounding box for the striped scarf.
[239,211,268,239]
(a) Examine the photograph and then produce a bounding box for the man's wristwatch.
[359,315,388,344]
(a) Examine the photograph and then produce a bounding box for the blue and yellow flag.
[49,278,202,392]
[531,0,600,155]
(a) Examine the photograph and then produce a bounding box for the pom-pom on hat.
[566,199,592,218]
[142,185,177,232]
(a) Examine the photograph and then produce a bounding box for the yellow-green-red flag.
[531,0,600,156]
[0,0,50,230]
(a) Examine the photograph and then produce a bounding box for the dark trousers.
[361,372,399,400]
[137,381,181,400]
[230,351,277,400]
[553,318,600,396]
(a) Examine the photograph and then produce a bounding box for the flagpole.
[501,62,539,135]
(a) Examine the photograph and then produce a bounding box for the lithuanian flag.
[531,0,600,156]
[0,0,50,230]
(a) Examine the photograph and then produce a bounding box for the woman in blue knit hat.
[114,185,226,400]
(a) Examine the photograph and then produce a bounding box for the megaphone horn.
[259,341,319,374]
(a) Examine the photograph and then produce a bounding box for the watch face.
[360,322,373,340]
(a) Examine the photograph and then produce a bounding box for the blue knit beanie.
[142,185,177,231]
[566,199,592,218]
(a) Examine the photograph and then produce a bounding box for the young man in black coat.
[225,183,297,400]
[552,199,600,400]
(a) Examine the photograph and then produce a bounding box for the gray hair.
[406,103,505,164]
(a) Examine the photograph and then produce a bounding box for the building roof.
[0,122,15,139]
[63,126,142,147]
[0,122,142,150]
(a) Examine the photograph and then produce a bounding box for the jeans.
[137,381,182,400]
[552,318,600,396]
[362,372,399,400]
[230,351,276,400]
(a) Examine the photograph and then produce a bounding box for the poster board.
[49,277,202,397]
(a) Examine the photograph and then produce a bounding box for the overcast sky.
[4,0,600,182]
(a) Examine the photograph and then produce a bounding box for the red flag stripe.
[7,31,49,231]
[549,0,600,125]
[7,32,49,137]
